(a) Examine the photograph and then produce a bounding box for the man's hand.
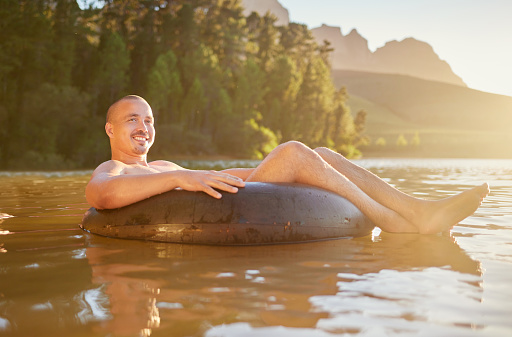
[175,170,245,199]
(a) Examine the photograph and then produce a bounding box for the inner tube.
[81,182,374,245]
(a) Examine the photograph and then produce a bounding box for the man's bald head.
[106,95,150,124]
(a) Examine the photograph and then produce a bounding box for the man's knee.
[276,141,309,155]
[314,146,333,156]
[314,147,347,160]
[271,141,312,160]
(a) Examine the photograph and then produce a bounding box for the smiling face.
[105,96,155,163]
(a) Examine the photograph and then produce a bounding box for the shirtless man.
[86,95,489,234]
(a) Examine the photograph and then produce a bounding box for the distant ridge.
[240,0,465,88]
[312,24,466,87]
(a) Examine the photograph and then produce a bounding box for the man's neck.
[111,151,149,167]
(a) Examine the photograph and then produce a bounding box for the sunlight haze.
[278,0,512,97]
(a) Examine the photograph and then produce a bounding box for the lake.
[0,158,511,337]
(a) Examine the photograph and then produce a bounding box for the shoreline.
[1,153,511,173]
[166,152,512,161]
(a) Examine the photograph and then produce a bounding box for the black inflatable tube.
[80,182,375,245]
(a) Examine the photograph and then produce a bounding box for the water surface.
[0,159,511,336]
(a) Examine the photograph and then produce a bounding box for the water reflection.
[309,234,483,335]
[83,228,481,336]
[0,215,12,252]
[0,174,93,337]
[86,246,162,336]
[0,240,93,336]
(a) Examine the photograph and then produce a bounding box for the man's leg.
[314,147,420,219]
[313,146,489,234]
[246,141,418,233]
[246,141,489,234]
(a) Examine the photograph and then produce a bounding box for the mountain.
[241,0,289,26]
[240,1,465,87]
[311,25,372,71]
[239,0,512,157]
[311,24,466,87]
[371,38,466,86]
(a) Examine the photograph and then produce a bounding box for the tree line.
[0,0,367,170]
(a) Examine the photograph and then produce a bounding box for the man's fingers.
[208,171,245,187]
[201,177,241,199]
[206,179,239,194]
[202,184,223,199]
[205,187,222,199]
[179,170,244,198]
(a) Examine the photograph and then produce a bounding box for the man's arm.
[85,161,245,209]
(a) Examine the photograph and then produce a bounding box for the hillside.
[333,70,512,158]
[241,0,512,158]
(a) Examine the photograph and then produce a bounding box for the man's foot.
[413,183,490,234]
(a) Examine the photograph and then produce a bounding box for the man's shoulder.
[90,159,182,177]
[91,160,127,177]
[97,159,128,170]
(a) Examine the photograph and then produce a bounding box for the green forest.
[0,0,367,170]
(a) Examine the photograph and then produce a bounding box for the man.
[86,95,489,234]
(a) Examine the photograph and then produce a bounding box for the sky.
[278,0,512,97]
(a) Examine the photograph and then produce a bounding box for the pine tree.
[130,2,159,93]
[200,0,247,72]
[294,56,335,146]
[51,0,79,86]
[94,31,130,113]
[246,12,279,71]
[263,55,301,139]
[147,50,183,124]
[181,76,206,130]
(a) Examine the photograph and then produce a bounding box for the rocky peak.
[241,0,289,26]
[315,24,344,36]
[376,38,435,56]
[311,24,371,70]
[372,38,466,86]
[311,26,465,87]
[346,28,363,40]
[311,24,344,50]
[344,28,370,52]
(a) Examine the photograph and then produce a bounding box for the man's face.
[108,99,155,156]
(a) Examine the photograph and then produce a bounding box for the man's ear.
[105,122,114,138]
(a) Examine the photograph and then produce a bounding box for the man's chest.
[122,162,176,175]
